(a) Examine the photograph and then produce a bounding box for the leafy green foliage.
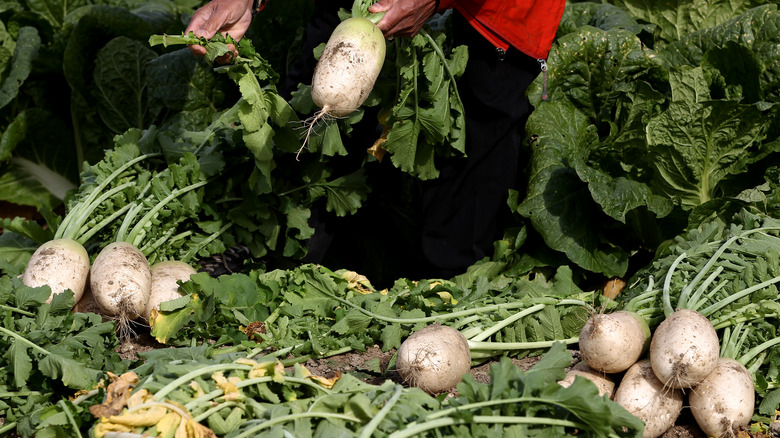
[520,3,780,277]
[0,275,126,437]
[380,26,468,180]
[150,263,591,364]
[611,0,768,45]
[0,0,205,210]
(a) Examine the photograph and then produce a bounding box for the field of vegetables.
[1,0,780,437]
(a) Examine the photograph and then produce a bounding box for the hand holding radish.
[368,0,439,38]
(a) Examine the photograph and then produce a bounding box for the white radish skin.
[90,242,151,323]
[649,309,720,389]
[23,238,90,304]
[558,361,616,399]
[579,310,650,373]
[142,260,196,321]
[396,323,471,394]
[310,17,386,117]
[689,358,755,438]
[614,359,684,438]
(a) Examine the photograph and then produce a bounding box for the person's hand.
[185,0,254,58]
[368,0,438,38]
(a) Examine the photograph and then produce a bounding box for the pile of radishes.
[19,147,205,336]
[24,238,197,335]
[572,308,755,438]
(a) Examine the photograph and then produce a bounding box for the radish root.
[115,299,140,340]
[296,106,335,160]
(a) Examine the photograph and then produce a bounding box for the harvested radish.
[90,242,152,335]
[689,358,755,438]
[22,238,90,303]
[22,148,158,308]
[310,16,385,118]
[299,15,385,153]
[614,359,684,438]
[649,308,719,389]
[579,310,649,374]
[557,361,615,398]
[142,260,197,321]
[395,323,470,394]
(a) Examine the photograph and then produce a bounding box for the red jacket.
[439,0,565,59]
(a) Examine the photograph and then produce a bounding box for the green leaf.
[647,67,771,208]
[0,26,40,110]
[63,5,154,103]
[0,109,78,208]
[379,324,402,351]
[38,353,102,389]
[528,26,663,121]
[331,309,372,335]
[28,0,92,28]
[151,294,208,344]
[5,340,32,388]
[321,122,348,157]
[92,36,159,133]
[147,48,224,114]
[661,4,780,102]
[380,31,467,180]
[618,0,767,43]
[0,216,53,244]
[320,169,370,217]
[0,231,37,275]
[519,101,629,277]
[557,3,648,37]
[385,118,420,174]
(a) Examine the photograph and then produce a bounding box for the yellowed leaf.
[89,372,140,418]
[189,380,206,398]
[212,372,242,401]
[246,359,277,379]
[273,360,286,383]
[175,417,218,438]
[602,277,626,300]
[93,418,134,438]
[108,404,168,427]
[339,270,374,294]
[436,291,457,305]
[156,411,183,438]
[367,137,387,161]
[308,372,341,389]
[126,388,154,408]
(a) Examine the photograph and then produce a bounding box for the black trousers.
[420,13,540,277]
[287,2,540,279]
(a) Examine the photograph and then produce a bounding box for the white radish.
[90,242,151,335]
[22,238,90,304]
[395,323,471,394]
[299,16,385,154]
[649,308,720,389]
[579,310,650,374]
[557,361,616,398]
[689,358,755,438]
[311,17,385,117]
[614,359,684,438]
[142,260,197,321]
